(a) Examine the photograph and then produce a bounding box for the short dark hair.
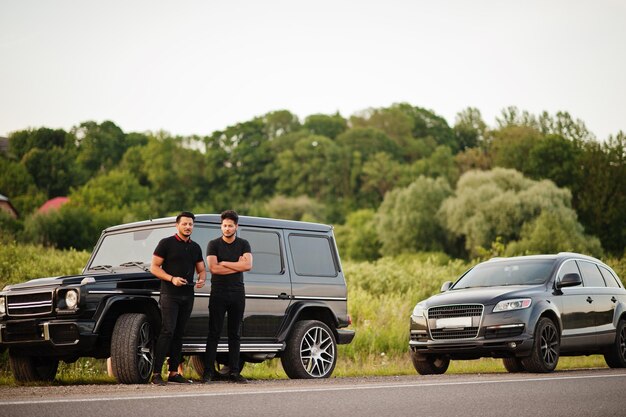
[176,211,195,223]
[221,210,239,224]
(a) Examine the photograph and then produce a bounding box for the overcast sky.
[1,0,624,141]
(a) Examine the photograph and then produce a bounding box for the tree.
[335,127,402,161]
[572,133,626,255]
[375,176,453,256]
[69,169,151,213]
[505,209,603,257]
[263,195,325,222]
[410,146,459,186]
[454,107,487,150]
[304,113,347,139]
[275,135,352,203]
[526,134,580,188]
[438,168,600,257]
[335,209,381,261]
[8,128,71,160]
[360,152,406,207]
[21,147,78,197]
[74,120,128,176]
[260,110,301,140]
[489,125,543,173]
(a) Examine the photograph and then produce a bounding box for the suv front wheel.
[410,351,450,375]
[281,320,337,379]
[110,313,155,384]
[9,353,59,382]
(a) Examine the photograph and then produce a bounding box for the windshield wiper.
[119,261,150,272]
[90,265,114,273]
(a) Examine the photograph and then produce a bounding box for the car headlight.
[65,289,79,310]
[412,303,426,317]
[0,297,5,315]
[493,298,532,312]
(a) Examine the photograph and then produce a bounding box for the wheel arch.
[530,300,562,336]
[277,301,339,342]
[93,295,161,353]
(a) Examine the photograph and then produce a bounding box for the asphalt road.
[1,369,624,417]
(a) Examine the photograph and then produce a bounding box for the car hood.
[422,285,543,307]
[2,275,87,292]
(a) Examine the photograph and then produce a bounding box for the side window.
[289,234,337,277]
[599,266,622,288]
[192,226,221,259]
[576,261,606,287]
[239,229,283,275]
[558,260,581,285]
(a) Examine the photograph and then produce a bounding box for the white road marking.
[1,373,625,406]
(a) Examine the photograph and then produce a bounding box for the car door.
[238,227,292,341]
[556,259,597,349]
[576,260,615,346]
[581,262,619,346]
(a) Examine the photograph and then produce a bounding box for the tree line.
[0,103,624,260]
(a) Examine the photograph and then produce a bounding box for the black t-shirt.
[153,234,203,296]
[208,236,251,292]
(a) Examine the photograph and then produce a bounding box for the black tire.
[410,351,450,375]
[502,357,525,373]
[110,313,155,384]
[9,352,59,382]
[281,320,337,379]
[604,319,626,368]
[521,317,560,373]
[190,354,246,377]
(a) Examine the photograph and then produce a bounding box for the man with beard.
[150,211,206,385]
[202,210,252,384]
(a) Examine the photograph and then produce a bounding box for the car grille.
[427,304,483,340]
[6,291,54,316]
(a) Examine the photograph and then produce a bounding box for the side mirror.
[440,281,453,292]
[557,273,582,289]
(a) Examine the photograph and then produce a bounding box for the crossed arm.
[208,252,253,275]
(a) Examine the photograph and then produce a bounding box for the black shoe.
[201,373,215,384]
[151,374,166,386]
[229,373,248,384]
[168,373,192,384]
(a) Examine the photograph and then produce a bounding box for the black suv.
[0,215,354,383]
[409,253,626,374]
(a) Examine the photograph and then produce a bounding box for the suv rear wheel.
[281,320,337,379]
[604,318,626,368]
[521,317,559,373]
[110,313,155,384]
[410,351,450,375]
[9,353,59,382]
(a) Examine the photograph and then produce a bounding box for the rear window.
[289,234,337,277]
[453,259,555,289]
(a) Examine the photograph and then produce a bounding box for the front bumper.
[409,307,536,359]
[0,319,98,355]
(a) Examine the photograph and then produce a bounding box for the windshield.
[453,259,556,289]
[88,226,176,270]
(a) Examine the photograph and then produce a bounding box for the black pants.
[154,294,194,373]
[204,290,245,375]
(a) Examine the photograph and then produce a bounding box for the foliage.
[335,209,381,261]
[0,242,89,288]
[376,176,453,256]
[1,103,624,257]
[439,168,597,257]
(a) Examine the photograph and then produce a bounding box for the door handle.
[278,293,291,300]
[611,296,617,303]
[586,297,593,304]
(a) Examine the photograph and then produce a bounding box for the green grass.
[0,244,621,386]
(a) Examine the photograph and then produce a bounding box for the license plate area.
[435,317,472,329]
